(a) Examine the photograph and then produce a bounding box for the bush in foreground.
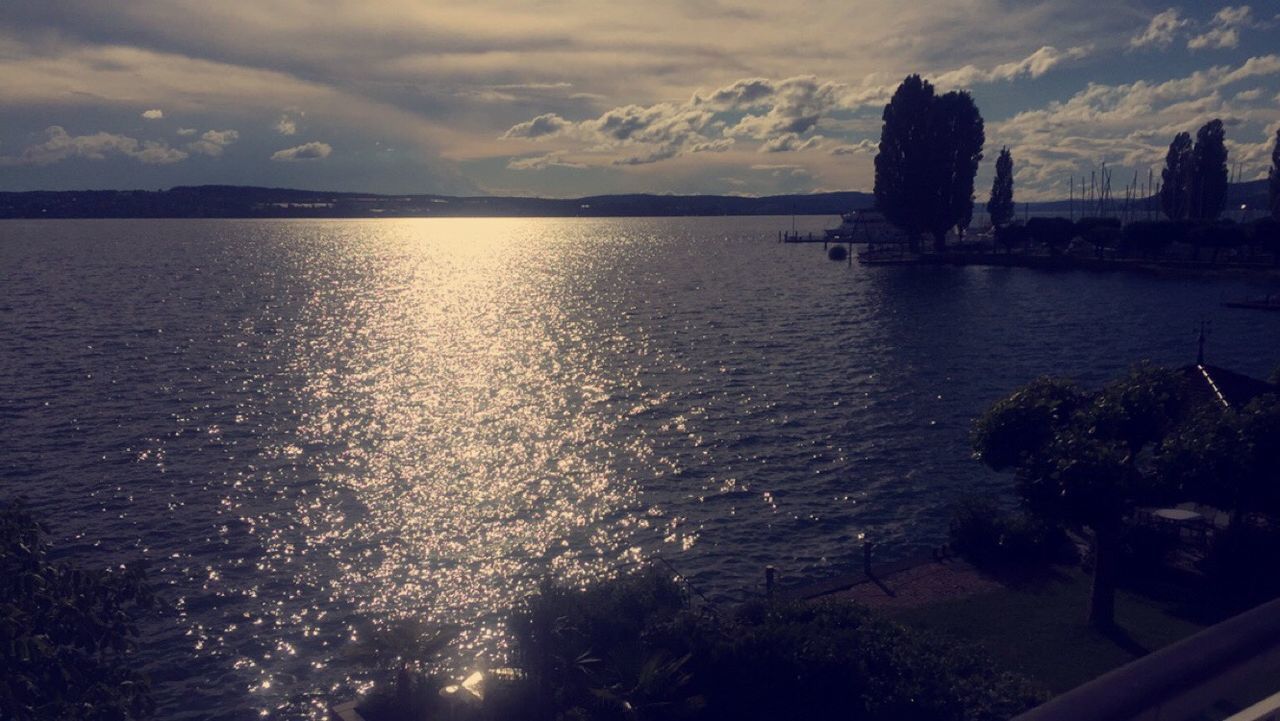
[949,496,1075,572]
[1,499,156,721]
[364,569,1046,721]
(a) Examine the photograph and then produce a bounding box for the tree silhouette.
[987,147,1015,228]
[874,75,935,245]
[973,365,1186,629]
[1269,128,1280,220]
[1160,132,1193,221]
[1190,119,1228,221]
[874,75,985,251]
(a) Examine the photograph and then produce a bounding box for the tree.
[874,75,985,252]
[874,75,934,246]
[957,195,974,241]
[1159,395,1280,522]
[1269,128,1280,220]
[973,365,1186,628]
[1190,119,1228,221]
[1,499,155,721]
[1161,132,1193,221]
[987,147,1015,228]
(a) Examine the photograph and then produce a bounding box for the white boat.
[824,210,911,244]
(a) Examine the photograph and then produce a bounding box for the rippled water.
[2,217,1278,719]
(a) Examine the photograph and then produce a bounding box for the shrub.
[1251,217,1280,264]
[994,222,1028,253]
[367,568,1048,721]
[1025,217,1075,254]
[1200,525,1280,612]
[1122,221,1180,258]
[1,499,156,721]
[949,496,1074,571]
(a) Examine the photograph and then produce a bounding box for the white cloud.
[1189,5,1254,50]
[270,141,331,161]
[0,126,187,165]
[141,108,164,120]
[275,114,298,136]
[828,139,878,155]
[991,54,1280,198]
[186,129,240,156]
[501,112,572,139]
[507,151,586,170]
[497,45,1088,170]
[1129,9,1189,49]
[176,127,197,136]
[932,45,1091,86]
[1188,27,1240,50]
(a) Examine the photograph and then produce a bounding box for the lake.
[2,217,1278,719]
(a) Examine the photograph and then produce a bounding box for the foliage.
[1188,221,1248,261]
[1161,132,1193,221]
[986,147,1015,228]
[505,570,1044,721]
[1200,525,1280,611]
[1121,221,1181,258]
[1271,128,1280,220]
[972,365,1188,627]
[363,570,1046,721]
[1158,394,1280,517]
[994,222,1028,253]
[1,498,156,721]
[949,496,1074,571]
[1251,217,1280,264]
[874,75,985,251]
[1024,217,1075,255]
[1189,119,1228,221]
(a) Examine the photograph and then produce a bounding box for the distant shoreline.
[0,178,1267,220]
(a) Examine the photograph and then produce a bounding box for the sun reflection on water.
[257,219,656,683]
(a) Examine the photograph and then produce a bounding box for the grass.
[892,567,1206,695]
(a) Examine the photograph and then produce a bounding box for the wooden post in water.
[862,541,874,577]
[765,565,776,599]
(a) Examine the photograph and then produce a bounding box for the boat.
[824,210,912,245]
[1224,294,1280,311]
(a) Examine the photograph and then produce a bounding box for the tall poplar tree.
[1269,128,1280,220]
[1189,118,1228,221]
[987,147,1015,227]
[1161,132,1193,221]
[874,75,985,251]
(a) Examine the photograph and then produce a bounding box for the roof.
[1181,364,1279,410]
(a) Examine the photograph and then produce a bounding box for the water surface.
[2,217,1278,719]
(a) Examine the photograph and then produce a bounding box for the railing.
[1013,596,1280,721]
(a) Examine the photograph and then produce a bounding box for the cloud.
[760,133,824,153]
[498,44,1088,170]
[828,139,878,155]
[186,129,240,156]
[507,151,586,170]
[501,112,572,139]
[1189,6,1254,50]
[270,141,332,161]
[141,108,164,120]
[176,127,197,136]
[0,125,187,165]
[932,45,1091,86]
[275,114,298,136]
[1187,27,1239,50]
[1129,9,1189,49]
[991,54,1280,198]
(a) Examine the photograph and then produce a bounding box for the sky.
[1,1,1278,199]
